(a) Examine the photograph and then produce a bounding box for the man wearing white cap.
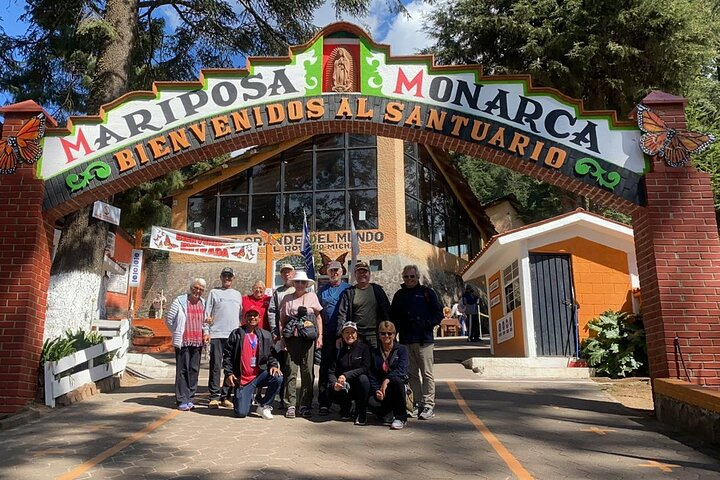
[317,260,351,415]
[267,263,295,409]
[206,267,242,409]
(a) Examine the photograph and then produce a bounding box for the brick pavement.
[0,357,718,479]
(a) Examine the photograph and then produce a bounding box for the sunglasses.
[379,332,395,336]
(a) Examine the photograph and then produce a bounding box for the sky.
[0,0,435,107]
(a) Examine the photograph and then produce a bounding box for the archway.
[1,22,718,414]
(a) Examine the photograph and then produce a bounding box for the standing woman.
[278,270,323,418]
[369,321,409,430]
[242,280,271,331]
[165,278,208,411]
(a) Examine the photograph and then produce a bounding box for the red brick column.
[0,101,54,413]
[632,91,720,386]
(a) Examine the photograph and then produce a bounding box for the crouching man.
[223,308,283,419]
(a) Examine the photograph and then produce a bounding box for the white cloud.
[376,0,434,55]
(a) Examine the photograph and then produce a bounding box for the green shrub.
[580,310,648,378]
[40,336,77,364]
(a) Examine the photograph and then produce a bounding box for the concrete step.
[127,353,175,379]
[462,356,592,379]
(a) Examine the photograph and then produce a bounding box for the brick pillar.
[632,91,720,386]
[0,101,55,413]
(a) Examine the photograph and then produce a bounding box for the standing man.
[390,265,443,420]
[206,267,242,409]
[460,284,481,342]
[165,278,208,411]
[267,263,295,409]
[336,261,391,350]
[223,308,283,419]
[317,260,351,415]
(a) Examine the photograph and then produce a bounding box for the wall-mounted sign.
[40,23,645,212]
[92,200,121,226]
[150,226,258,263]
[497,313,514,344]
[490,295,500,308]
[489,279,499,292]
[107,262,129,294]
[128,249,143,287]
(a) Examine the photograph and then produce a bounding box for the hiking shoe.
[354,413,367,426]
[285,406,296,418]
[208,399,220,409]
[319,406,330,416]
[419,406,434,420]
[221,399,234,408]
[390,419,406,430]
[257,405,274,420]
[178,403,192,411]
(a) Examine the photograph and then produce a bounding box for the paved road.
[1,345,718,479]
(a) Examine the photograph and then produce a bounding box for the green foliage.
[425,0,719,117]
[580,310,648,378]
[40,328,115,373]
[40,336,77,364]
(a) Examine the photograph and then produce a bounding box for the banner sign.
[92,200,121,226]
[40,23,646,208]
[128,249,143,287]
[150,226,258,263]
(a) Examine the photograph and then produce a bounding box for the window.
[404,142,480,258]
[503,260,521,313]
[187,134,378,235]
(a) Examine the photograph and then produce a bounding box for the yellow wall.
[488,270,525,356]
[532,237,633,341]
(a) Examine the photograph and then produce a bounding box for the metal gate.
[529,253,577,356]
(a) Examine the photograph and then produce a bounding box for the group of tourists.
[164,261,444,430]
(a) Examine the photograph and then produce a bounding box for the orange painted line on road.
[56,409,181,480]
[448,381,534,480]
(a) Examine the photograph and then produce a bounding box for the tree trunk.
[45,0,138,339]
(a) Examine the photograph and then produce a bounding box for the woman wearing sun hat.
[278,270,323,418]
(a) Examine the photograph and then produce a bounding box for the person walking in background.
[205,267,242,409]
[390,265,443,421]
[242,280,271,331]
[336,261,391,349]
[461,285,481,342]
[268,263,295,409]
[223,308,283,419]
[278,270,323,418]
[369,321,409,430]
[317,260,351,416]
[327,321,371,425]
[165,278,208,411]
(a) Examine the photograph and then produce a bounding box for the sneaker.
[208,399,220,409]
[390,419,406,430]
[340,408,352,420]
[285,406,296,418]
[178,403,192,411]
[221,399,234,409]
[187,402,195,410]
[408,407,418,418]
[354,413,367,426]
[419,406,434,420]
[299,406,312,418]
[319,406,330,416]
[257,404,274,420]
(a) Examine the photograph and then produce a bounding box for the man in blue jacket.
[390,265,443,420]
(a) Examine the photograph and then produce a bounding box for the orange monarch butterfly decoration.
[636,104,715,168]
[319,251,349,276]
[0,113,46,175]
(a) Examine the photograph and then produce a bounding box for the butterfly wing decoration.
[663,130,716,168]
[636,104,673,157]
[636,104,715,167]
[0,113,46,175]
[318,252,333,276]
[334,252,349,275]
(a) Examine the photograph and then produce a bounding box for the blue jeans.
[233,370,283,417]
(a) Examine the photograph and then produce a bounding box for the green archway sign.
[40,23,646,210]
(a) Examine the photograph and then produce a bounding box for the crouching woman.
[369,321,409,430]
[222,308,283,419]
[328,321,371,425]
